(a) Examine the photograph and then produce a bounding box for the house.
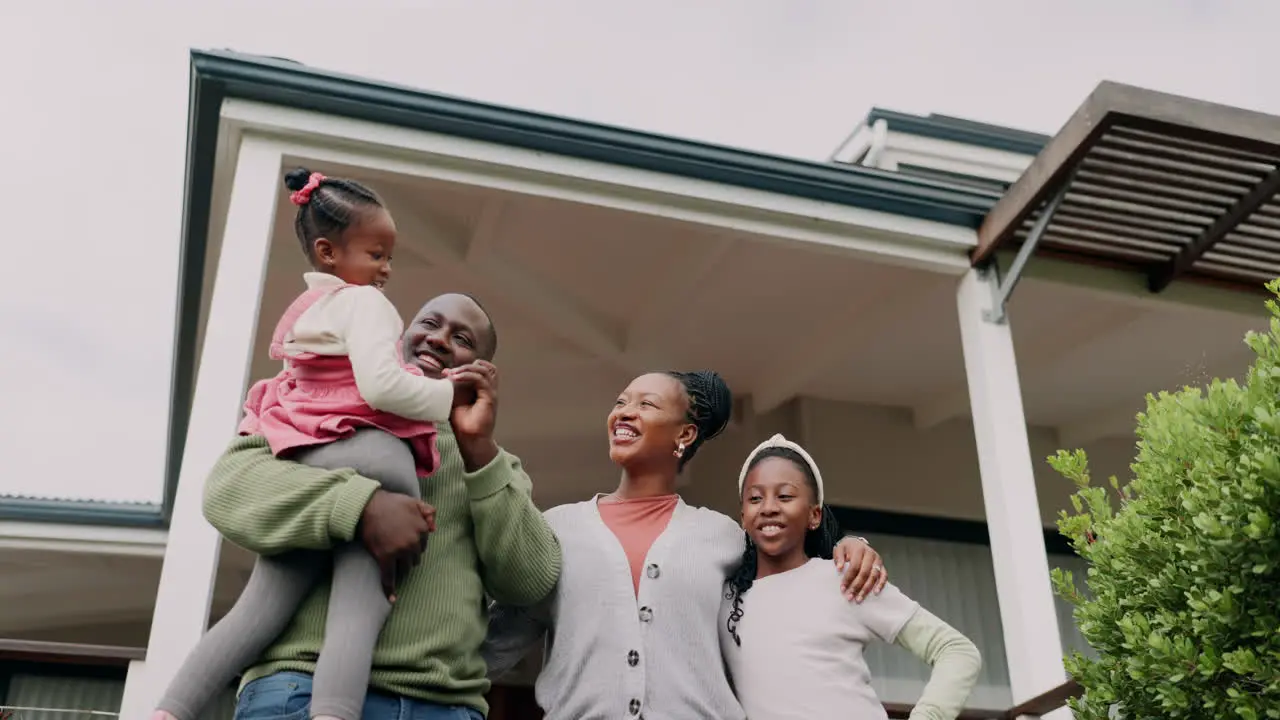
[3,49,1276,720]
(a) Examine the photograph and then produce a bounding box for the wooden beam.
[1149,165,1280,291]
[977,80,1280,267]
[974,83,1117,265]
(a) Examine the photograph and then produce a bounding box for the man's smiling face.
[401,293,495,379]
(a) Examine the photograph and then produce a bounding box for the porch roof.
[976,81,1280,294]
[134,49,1008,528]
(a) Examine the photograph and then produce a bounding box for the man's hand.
[834,536,888,603]
[357,489,436,601]
[446,360,501,472]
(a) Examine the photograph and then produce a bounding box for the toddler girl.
[721,434,983,720]
[153,169,455,720]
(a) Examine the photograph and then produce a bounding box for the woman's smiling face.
[741,456,822,559]
[607,373,697,470]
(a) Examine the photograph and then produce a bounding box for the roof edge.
[190,50,1000,223]
[865,107,1050,157]
[0,498,166,528]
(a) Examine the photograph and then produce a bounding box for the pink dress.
[238,283,440,478]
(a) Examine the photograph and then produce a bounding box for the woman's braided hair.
[665,370,733,470]
[284,167,384,266]
[724,446,843,646]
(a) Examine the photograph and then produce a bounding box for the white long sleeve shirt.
[720,558,982,720]
[282,272,452,423]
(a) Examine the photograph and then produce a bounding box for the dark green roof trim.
[190,50,1001,223]
[865,108,1051,157]
[156,50,1005,528]
[0,498,165,528]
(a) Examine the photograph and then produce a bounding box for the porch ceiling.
[251,165,1267,455]
[977,81,1280,293]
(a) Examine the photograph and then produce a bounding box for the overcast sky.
[2,0,1277,503]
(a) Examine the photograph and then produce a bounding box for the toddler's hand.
[447,370,479,407]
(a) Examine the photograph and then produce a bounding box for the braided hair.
[665,370,733,469]
[724,446,843,646]
[283,167,385,266]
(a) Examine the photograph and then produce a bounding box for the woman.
[482,370,890,719]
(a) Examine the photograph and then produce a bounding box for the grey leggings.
[156,429,422,720]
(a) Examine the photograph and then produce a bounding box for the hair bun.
[284,167,313,192]
[688,370,733,440]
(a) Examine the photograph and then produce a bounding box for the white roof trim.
[219,99,977,276]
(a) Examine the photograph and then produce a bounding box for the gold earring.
[673,442,686,458]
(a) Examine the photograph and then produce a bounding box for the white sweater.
[483,497,747,720]
[285,272,452,423]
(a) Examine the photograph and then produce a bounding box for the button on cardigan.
[483,497,748,720]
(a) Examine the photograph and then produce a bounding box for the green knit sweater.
[202,427,562,716]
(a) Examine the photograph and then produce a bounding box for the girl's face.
[607,373,698,470]
[314,207,398,289]
[740,457,822,560]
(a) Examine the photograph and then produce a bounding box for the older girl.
[483,371,889,719]
[722,434,982,720]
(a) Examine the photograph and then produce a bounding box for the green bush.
[1049,283,1280,720]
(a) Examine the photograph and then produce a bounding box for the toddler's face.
[328,207,397,289]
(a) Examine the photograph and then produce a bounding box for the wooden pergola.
[976,81,1280,322]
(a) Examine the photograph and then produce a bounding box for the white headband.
[737,433,824,505]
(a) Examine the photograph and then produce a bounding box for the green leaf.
[1049,284,1280,718]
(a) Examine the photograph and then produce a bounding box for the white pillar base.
[955,268,1069,719]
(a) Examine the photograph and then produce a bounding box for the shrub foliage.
[1049,283,1280,719]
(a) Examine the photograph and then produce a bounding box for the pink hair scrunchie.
[290,172,326,205]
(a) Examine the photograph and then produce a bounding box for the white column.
[120,136,282,718]
[955,267,1068,719]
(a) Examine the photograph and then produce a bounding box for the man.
[203,293,561,719]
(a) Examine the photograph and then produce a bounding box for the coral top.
[597,494,680,595]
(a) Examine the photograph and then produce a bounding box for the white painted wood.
[0,521,166,557]
[864,118,890,169]
[828,123,874,164]
[217,100,978,273]
[119,135,282,718]
[121,659,149,719]
[953,267,1068,718]
[878,131,1034,183]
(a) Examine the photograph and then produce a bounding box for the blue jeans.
[234,671,484,720]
